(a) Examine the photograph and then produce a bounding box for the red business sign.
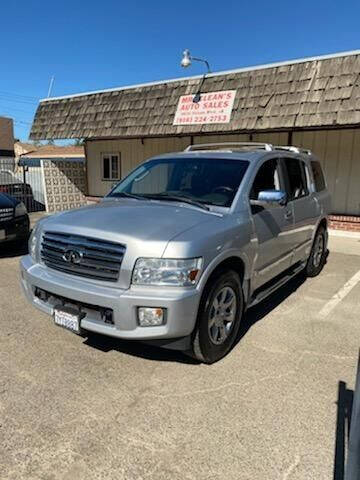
[173,90,236,125]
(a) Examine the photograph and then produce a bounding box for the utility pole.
[47,76,55,98]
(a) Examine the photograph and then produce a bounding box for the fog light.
[138,307,165,327]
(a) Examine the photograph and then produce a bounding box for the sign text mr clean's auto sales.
[173,90,236,125]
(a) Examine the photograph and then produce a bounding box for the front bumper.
[0,215,30,244]
[20,255,201,343]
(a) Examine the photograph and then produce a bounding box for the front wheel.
[191,270,244,364]
[306,225,327,277]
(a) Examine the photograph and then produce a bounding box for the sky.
[2,0,360,141]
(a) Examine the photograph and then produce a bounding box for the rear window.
[311,161,326,192]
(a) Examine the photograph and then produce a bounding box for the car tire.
[305,225,327,278]
[191,270,244,364]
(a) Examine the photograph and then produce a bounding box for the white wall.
[86,137,192,197]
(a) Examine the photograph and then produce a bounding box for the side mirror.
[250,190,287,208]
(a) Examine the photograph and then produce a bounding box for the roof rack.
[183,142,312,155]
[274,146,312,155]
[184,142,273,152]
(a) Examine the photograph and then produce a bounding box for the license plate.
[0,230,5,241]
[54,307,82,334]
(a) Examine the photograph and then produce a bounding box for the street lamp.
[180,49,211,73]
[180,49,211,103]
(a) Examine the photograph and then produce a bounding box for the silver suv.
[20,143,331,363]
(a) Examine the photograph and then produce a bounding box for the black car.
[0,193,30,245]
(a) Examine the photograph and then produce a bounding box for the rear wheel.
[191,270,244,364]
[306,225,327,277]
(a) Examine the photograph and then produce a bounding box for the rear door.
[310,159,331,216]
[281,157,320,265]
[249,157,296,290]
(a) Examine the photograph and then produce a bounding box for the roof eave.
[38,49,360,103]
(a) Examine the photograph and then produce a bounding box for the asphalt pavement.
[0,230,359,479]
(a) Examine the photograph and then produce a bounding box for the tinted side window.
[283,158,309,200]
[311,161,326,192]
[250,158,282,200]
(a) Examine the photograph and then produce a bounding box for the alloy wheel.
[208,286,237,345]
[313,234,324,268]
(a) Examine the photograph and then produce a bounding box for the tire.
[191,270,244,364]
[306,225,327,277]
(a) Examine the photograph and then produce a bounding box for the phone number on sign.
[175,114,229,124]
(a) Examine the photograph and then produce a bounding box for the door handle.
[284,210,293,220]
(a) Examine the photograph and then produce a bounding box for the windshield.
[108,157,249,208]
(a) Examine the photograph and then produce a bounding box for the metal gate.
[0,156,45,213]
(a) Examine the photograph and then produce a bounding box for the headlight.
[15,202,27,217]
[28,224,40,262]
[132,258,202,286]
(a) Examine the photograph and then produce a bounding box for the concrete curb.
[329,229,360,239]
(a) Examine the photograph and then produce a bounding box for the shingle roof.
[20,145,85,158]
[30,50,360,140]
[15,142,37,153]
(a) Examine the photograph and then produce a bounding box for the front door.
[250,158,295,290]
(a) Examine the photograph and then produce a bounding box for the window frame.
[249,157,287,204]
[101,152,121,182]
[280,157,310,202]
[310,160,326,192]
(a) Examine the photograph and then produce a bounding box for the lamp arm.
[190,56,211,73]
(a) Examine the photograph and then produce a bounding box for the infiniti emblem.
[63,249,83,264]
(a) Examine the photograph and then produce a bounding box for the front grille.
[0,208,14,222]
[41,231,126,282]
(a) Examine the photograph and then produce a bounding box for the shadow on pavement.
[236,271,307,345]
[84,271,307,364]
[333,381,353,480]
[337,353,360,480]
[26,199,45,213]
[83,333,199,364]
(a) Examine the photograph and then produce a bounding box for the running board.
[248,262,306,308]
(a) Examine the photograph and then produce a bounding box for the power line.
[0,112,33,123]
[0,90,39,101]
[0,106,35,115]
[0,119,32,128]
[0,96,37,106]
[14,120,32,125]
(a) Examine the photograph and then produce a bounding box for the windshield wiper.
[110,192,145,200]
[110,191,210,211]
[141,193,210,211]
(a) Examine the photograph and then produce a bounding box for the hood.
[41,199,218,253]
[0,193,19,208]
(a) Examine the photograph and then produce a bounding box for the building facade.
[30,50,360,226]
[0,116,15,169]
